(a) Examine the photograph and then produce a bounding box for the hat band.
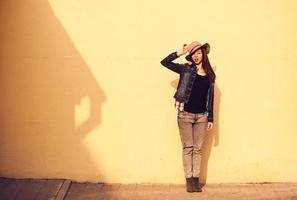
[190,45,202,54]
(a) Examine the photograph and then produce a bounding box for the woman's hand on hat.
[177,44,188,56]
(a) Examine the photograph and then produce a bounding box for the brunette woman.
[160,41,216,192]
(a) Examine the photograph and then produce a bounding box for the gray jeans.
[177,110,208,178]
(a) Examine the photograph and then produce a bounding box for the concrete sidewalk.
[1,177,297,200]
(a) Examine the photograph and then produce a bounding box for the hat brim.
[185,43,210,61]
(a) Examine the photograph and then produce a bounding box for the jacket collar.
[189,62,198,71]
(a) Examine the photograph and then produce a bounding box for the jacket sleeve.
[208,82,215,123]
[160,51,184,74]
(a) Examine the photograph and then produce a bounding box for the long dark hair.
[188,48,216,83]
[200,48,216,83]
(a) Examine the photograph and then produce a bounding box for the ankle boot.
[186,177,194,192]
[193,177,202,192]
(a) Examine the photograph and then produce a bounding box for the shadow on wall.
[170,70,221,186]
[200,84,221,186]
[0,0,108,185]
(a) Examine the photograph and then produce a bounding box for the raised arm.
[160,44,188,74]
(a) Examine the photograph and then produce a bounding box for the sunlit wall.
[0,0,297,183]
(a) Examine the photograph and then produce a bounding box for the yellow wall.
[0,0,297,184]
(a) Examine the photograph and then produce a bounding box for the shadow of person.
[170,78,179,89]
[170,73,221,187]
[200,84,221,187]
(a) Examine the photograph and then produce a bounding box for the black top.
[184,73,210,113]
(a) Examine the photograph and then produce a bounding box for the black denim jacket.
[160,51,215,123]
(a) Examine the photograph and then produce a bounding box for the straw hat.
[185,41,210,61]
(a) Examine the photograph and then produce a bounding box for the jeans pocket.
[178,110,189,118]
[198,112,208,123]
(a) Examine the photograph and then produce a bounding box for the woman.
[160,41,216,193]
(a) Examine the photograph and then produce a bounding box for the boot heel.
[186,177,194,192]
[193,177,202,192]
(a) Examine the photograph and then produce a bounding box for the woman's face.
[191,48,203,64]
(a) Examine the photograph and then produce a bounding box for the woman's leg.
[192,112,208,178]
[177,110,195,178]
